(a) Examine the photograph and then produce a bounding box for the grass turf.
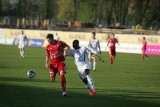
[0,44,160,107]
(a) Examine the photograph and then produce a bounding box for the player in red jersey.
[142,37,149,60]
[107,33,119,64]
[45,34,70,96]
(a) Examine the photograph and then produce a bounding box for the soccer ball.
[27,70,36,78]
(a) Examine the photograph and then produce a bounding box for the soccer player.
[107,33,119,64]
[88,32,101,71]
[54,33,60,41]
[17,30,28,58]
[142,37,149,60]
[67,39,104,96]
[45,34,70,96]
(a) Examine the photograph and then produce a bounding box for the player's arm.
[91,52,104,62]
[45,49,50,69]
[66,49,73,57]
[106,39,110,47]
[45,55,50,69]
[62,42,70,57]
[117,40,120,46]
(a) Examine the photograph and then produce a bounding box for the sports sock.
[20,51,22,56]
[60,74,66,92]
[93,61,96,70]
[22,50,24,57]
[86,74,95,90]
[89,61,91,68]
[142,54,144,60]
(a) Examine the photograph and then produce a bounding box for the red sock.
[60,74,66,92]
[142,54,144,60]
[110,56,112,63]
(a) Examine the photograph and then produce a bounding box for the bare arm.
[45,55,50,69]
[63,45,70,57]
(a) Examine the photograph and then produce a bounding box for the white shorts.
[91,49,98,55]
[18,42,25,49]
[88,49,98,59]
[76,62,90,80]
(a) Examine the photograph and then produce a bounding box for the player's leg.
[21,48,24,57]
[88,53,92,68]
[112,50,116,62]
[92,50,97,71]
[144,49,149,59]
[109,52,113,64]
[142,49,145,60]
[78,72,92,90]
[145,54,149,60]
[109,48,113,64]
[49,64,57,82]
[58,62,67,96]
[21,43,25,57]
[20,48,22,57]
[18,44,22,57]
[93,57,96,71]
[84,69,96,94]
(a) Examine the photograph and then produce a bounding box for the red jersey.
[46,41,69,64]
[142,40,147,49]
[108,38,118,48]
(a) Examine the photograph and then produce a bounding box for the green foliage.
[56,0,74,21]
[0,0,160,28]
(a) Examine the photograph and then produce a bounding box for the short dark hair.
[73,39,79,44]
[46,34,53,39]
[92,32,96,35]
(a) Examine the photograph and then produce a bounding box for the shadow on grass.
[0,77,49,83]
[0,77,160,107]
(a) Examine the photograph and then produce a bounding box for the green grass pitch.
[0,44,160,107]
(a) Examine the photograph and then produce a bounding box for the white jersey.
[54,36,60,41]
[67,46,91,73]
[17,34,27,48]
[88,38,100,54]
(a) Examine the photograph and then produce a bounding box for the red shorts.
[49,61,66,74]
[142,47,146,52]
[109,47,116,56]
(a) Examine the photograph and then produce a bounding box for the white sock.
[22,50,24,57]
[85,83,92,90]
[86,74,95,90]
[89,61,91,68]
[93,61,96,70]
[20,51,22,56]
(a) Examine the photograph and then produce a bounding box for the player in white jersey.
[88,32,101,71]
[67,39,104,96]
[17,30,28,58]
[54,33,60,41]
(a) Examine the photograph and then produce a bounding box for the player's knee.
[60,70,66,75]
[50,72,54,76]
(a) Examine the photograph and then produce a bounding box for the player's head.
[110,33,115,38]
[92,32,96,39]
[72,39,80,50]
[143,37,146,40]
[56,33,58,36]
[20,30,24,34]
[46,34,54,43]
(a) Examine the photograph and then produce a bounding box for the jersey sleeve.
[66,50,73,56]
[61,41,69,48]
